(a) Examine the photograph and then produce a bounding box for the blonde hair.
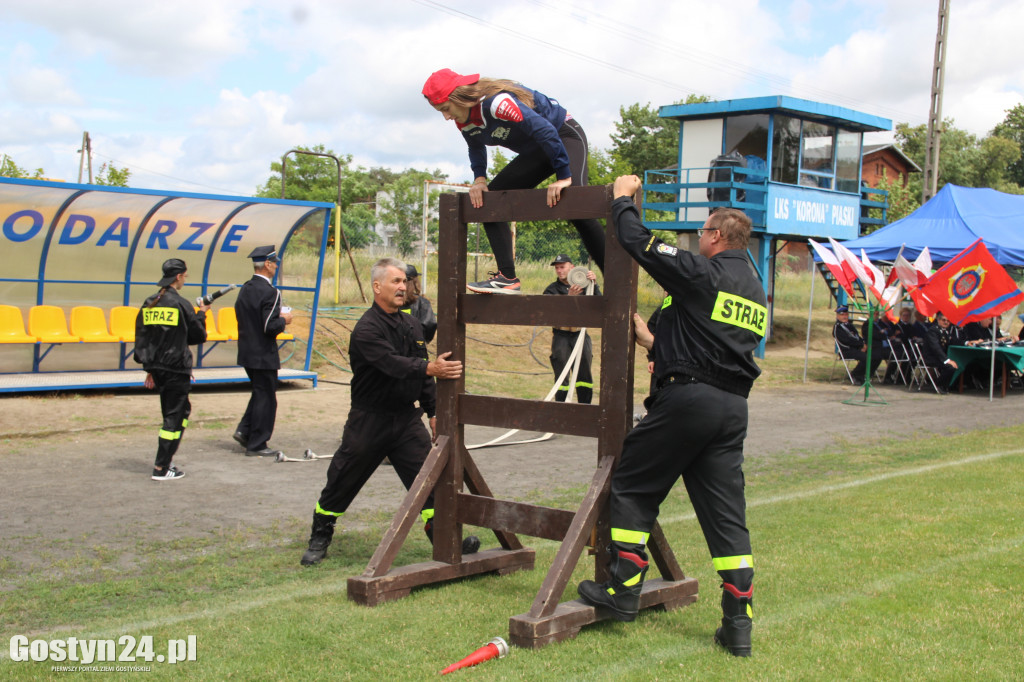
[446,78,535,110]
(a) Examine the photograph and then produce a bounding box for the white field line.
[591,532,1024,673]
[3,448,1022,656]
[660,448,1024,526]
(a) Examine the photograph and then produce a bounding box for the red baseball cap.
[422,68,479,105]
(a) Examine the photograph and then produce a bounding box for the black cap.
[835,305,849,313]
[247,245,279,263]
[158,258,187,287]
[406,264,419,279]
[550,254,573,265]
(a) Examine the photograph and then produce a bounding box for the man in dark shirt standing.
[542,254,599,403]
[233,245,293,457]
[576,176,766,657]
[300,258,478,566]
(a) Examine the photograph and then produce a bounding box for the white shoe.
[152,465,185,481]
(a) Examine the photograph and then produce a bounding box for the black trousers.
[237,367,278,450]
[485,118,605,277]
[151,369,191,470]
[316,407,434,516]
[550,330,593,404]
[610,380,751,563]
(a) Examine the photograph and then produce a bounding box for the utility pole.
[922,0,950,203]
[77,131,93,184]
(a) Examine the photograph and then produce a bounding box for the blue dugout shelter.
[0,177,333,393]
[644,95,892,348]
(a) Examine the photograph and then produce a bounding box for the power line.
[417,0,924,125]
[90,150,250,196]
[411,0,710,96]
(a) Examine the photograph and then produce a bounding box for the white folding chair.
[908,339,942,394]
[830,342,857,385]
[885,341,911,385]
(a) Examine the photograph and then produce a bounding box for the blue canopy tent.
[838,184,1024,265]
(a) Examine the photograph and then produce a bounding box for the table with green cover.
[947,344,1024,397]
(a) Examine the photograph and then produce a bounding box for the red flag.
[809,239,855,297]
[829,238,871,293]
[859,250,886,302]
[914,239,1024,326]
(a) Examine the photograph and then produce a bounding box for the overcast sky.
[1,0,1021,197]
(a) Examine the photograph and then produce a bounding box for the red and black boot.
[577,544,650,622]
[714,582,753,657]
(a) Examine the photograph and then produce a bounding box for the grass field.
[3,422,1022,680]
[5,259,1023,679]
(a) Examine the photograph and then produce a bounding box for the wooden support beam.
[459,395,600,437]
[457,493,577,542]
[460,293,606,328]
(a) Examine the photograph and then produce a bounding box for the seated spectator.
[919,312,960,394]
[895,307,914,341]
[833,305,880,384]
[861,309,894,382]
[964,317,1012,346]
[910,309,932,341]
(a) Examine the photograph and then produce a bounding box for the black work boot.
[577,545,650,622]
[714,582,753,657]
[424,519,481,555]
[300,513,336,566]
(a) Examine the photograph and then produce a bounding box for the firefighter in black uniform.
[134,258,209,481]
[833,305,877,384]
[300,258,479,565]
[401,264,437,343]
[543,254,599,403]
[233,245,293,457]
[577,176,766,657]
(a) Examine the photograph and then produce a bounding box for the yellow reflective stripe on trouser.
[421,509,435,523]
[713,555,754,571]
[575,381,592,388]
[611,528,650,546]
[315,502,344,517]
[181,418,189,428]
[158,429,181,440]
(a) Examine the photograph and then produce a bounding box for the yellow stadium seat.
[198,307,229,341]
[0,305,38,343]
[29,305,80,344]
[110,306,138,343]
[71,306,120,343]
[217,307,239,340]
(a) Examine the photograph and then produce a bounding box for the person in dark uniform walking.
[576,176,766,657]
[401,264,437,344]
[133,258,209,481]
[300,258,479,566]
[422,68,605,294]
[542,254,599,403]
[233,245,293,457]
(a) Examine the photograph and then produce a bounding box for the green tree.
[610,94,711,177]
[0,154,44,179]
[339,203,381,249]
[991,103,1024,187]
[377,169,447,258]
[255,145,376,209]
[872,170,920,226]
[93,162,131,187]
[894,118,1022,196]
